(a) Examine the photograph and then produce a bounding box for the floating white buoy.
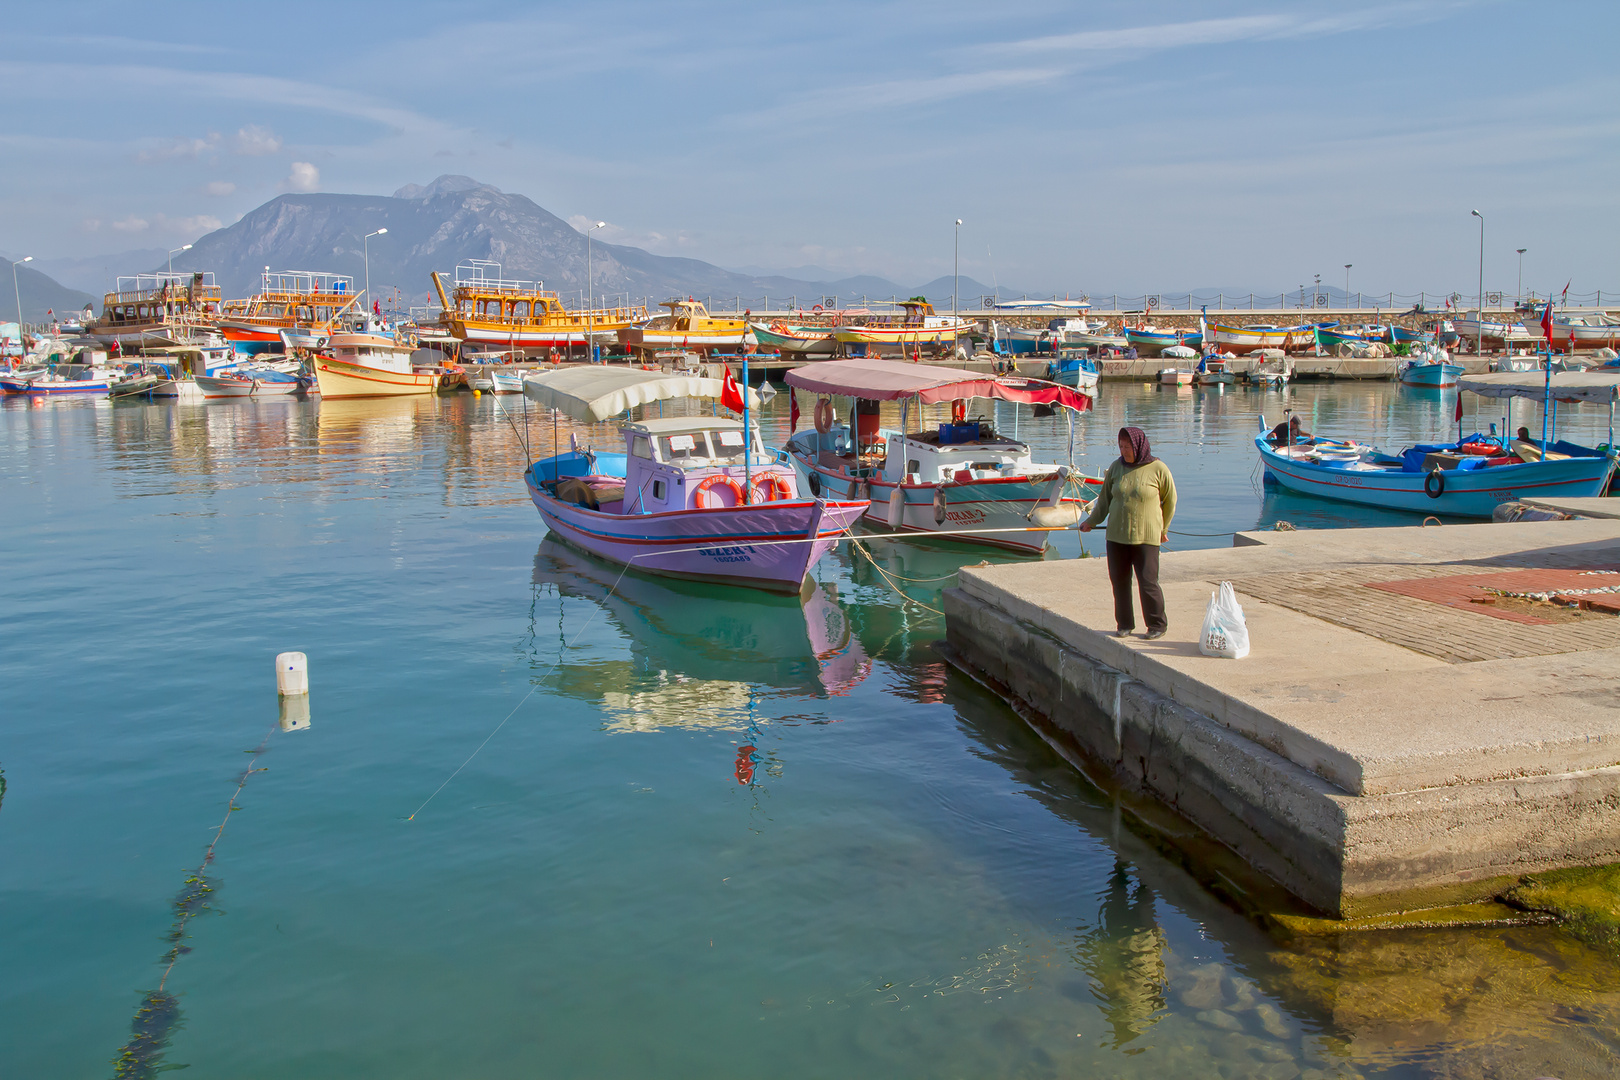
[279,694,311,732]
[276,652,309,696]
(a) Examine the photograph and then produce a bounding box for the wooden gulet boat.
[219,270,360,355]
[434,262,647,352]
[91,272,225,350]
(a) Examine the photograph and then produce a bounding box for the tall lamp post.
[363,228,388,315]
[1344,264,1352,305]
[1516,248,1527,302]
[1470,210,1484,354]
[167,244,192,278]
[953,219,962,323]
[10,256,31,349]
[588,221,605,362]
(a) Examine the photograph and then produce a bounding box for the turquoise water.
[3,384,1618,1079]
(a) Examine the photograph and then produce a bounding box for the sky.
[3,0,1616,296]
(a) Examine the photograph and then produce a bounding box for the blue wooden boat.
[1399,360,1464,387]
[1254,417,1616,518]
[1045,355,1099,393]
[1124,327,1202,355]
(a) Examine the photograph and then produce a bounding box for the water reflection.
[1075,861,1168,1049]
[529,535,872,728]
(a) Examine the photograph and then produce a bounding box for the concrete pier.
[941,520,1620,918]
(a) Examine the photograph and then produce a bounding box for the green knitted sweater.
[1083,459,1177,546]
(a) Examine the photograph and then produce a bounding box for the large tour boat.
[433,261,647,352]
[218,270,361,354]
[91,272,225,350]
[618,299,752,356]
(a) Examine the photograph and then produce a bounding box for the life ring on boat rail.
[694,474,747,509]
[751,474,793,503]
[814,397,834,434]
[1424,468,1446,499]
[812,304,824,313]
[951,398,966,424]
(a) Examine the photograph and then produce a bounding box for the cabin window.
[630,435,653,460]
[661,434,699,462]
[514,301,529,319]
[907,459,920,474]
[652,479,666,501]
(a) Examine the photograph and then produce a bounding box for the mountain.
[163,176,1031,309]
[32,249,168,297]
[0,262,98,323]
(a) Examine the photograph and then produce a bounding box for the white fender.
[887,486,905,528]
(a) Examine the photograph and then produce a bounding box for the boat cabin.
[788,421,1038,485]
[615,417,796,511]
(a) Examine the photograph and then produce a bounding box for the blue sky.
[3,0,1616,295]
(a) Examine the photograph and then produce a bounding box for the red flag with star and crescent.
[1540,298,1555,344]
[789,390,800,433]
[720,365,745,413]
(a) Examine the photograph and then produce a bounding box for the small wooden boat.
[1453,311,1535,349]
[1548,313,1620,351]
[1126,326,1203,357]
[782,357,1095,554]
[750,322,836,357]
[619,299,751,355]
[1207,322,1315,355]
[832,299,975,349]
[523,367,866,593]
[194,370,304,399]
[1399,360,1464,387]
[1157,368,1193,386]
[313,325,441,398]
[1194,358,1235,385]
[1255,413,1616,517]
[1045,355,1099,393]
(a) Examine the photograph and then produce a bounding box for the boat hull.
[1208,323,1312,355]
[527,475,866,593]
[791,454,1093,554]
[1399,362,1464,387]
[833,322,974,346]
[313,355,441,399]
[3,377,112,394]
[1257,436,1616,517]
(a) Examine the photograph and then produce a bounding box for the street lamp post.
[1516,248,1527,302]
[167,244,192,278]
[10,256,32,347]
[363,228,388,316]
[1344,264,1352,305]
[1470,210,1484,354]
[953,219,962,325]
[588,222,605,362]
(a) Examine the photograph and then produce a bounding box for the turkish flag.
[1454,390,1463,423]
[789,390,800,433]
[1540,299,1555,344]
[720,365,745,413]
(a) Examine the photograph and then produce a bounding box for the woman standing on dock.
[1079,427,1177,639]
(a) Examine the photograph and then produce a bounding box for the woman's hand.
[1079,521,1094,533]
[1160,532,1168,544]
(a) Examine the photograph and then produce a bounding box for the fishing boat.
[1194,358,1236,385]
[749,321,837,357]
[988,322,1059,356]
[1548,313,1620,351]
[434,261,647,352]
[219,270,360,355]
[194,369,304,399]
[522,366,866,593]
[617,298,751,356]
[1045,355,1100,393]
[312,324,441,398]
[1125,326,1203,357]
[1453,311,1535,349]
[832,299,975,351]
[781,357,1096,554]
[1398,357,1464,387]
[1052,318,1127,350]
[1255,411,1616,517]
[1248,358,1292,388]
[1157,369,1193,386]
[90,273,225,349]
[1206,322,1315,355]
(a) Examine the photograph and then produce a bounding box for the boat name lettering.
[944,507,989,525]
[699,545,753,563]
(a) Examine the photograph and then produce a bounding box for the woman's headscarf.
[1118,426,1156,469]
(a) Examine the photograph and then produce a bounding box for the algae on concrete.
[1505,863,1620,951]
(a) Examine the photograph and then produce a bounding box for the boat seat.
[1511,440,1570,463]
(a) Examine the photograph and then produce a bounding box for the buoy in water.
[276,652,309,696]
[473,389,481,397]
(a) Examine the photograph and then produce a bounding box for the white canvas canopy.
[1459,370,1620,405]
[522,366,766,422]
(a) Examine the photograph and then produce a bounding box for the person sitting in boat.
[1266,416,1310,446]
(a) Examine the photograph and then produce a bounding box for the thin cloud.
[135,132,221,163]
[234,125,282,156]
[734,67,1065,127]
[203,181,237,197]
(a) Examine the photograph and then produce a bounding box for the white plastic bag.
[1199,581,1250,659]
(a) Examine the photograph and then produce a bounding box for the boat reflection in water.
[530,536,870,735]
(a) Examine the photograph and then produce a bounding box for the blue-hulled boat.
[1045,354,1099,393]
[1399,359,1464,387]
[1254,417,1616,517]
[1124,327,1203,356]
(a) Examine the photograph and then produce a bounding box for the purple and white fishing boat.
[522,366,868,593]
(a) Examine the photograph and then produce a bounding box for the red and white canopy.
[784,357,1091,411]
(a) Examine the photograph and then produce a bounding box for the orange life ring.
[1458,442,1499,456]
[951,399,966,424]
[814,398,833,433]
[812,304,824,313]
[694,474,746,509]
[750,474,793,503]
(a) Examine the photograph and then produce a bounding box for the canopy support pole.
[1542,344,1551,453]
[742,354,751,499]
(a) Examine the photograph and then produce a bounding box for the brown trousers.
[1106,541,1167,633]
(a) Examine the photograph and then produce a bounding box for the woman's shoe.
[1114,629,1132,637]
[1144,628,1166,640]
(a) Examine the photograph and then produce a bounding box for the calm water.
[3,383,1618,1080]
